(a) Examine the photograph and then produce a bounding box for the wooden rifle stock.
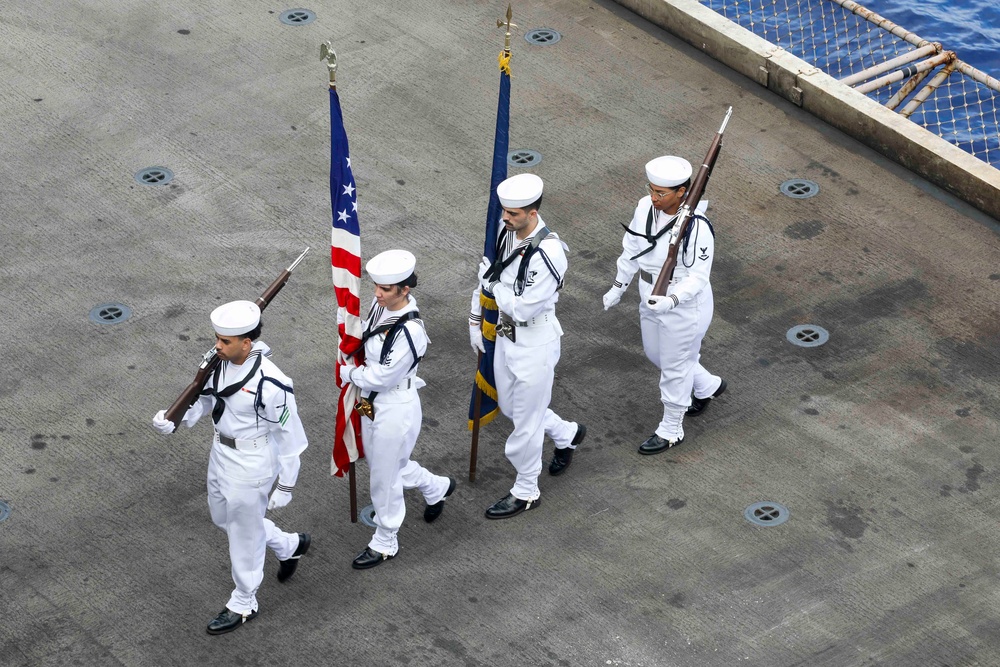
[650,107,732,299]
[162,247,310,432]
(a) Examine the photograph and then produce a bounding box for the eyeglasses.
[646,183,676,200]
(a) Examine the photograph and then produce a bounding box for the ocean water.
[859,0,1000,75]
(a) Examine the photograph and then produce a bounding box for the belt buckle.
[496,314,516,342]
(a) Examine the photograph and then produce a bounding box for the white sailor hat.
[645,156,692,188]
[497,173,543,209]
[367,249,416,285]
[211,300,261,336]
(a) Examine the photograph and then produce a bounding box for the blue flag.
[468,56,511,430]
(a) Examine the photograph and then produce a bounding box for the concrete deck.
[1,0,999,665]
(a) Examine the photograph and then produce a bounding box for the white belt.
[386,378,413,392]
[501,311,556,328]
[214,431,268,452]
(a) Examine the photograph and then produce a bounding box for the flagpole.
[469,352,484,482]
[469,4,517,483]
[323,42,360,524]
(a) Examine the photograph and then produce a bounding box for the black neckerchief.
[621,205,678,261]
[486,227,558,295]
[203,352,262,424]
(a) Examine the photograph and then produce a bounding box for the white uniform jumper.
[181,341,307,615]
[351,296,450,556]
[614,198,722,441]
[482,216,580,501]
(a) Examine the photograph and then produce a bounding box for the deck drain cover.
[89,303,133,325]
[0,500,9,523]
[359,504,377,528]
[525,28,561,45]
[507,149,542,167]
[135,167,173,185]
[279,9,316,25]
[744,502,789,527]
[780,179,819,199]
[787,324,829,347]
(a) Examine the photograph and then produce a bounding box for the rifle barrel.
[648,107,732,299]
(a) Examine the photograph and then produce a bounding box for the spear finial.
[496,4,517,54]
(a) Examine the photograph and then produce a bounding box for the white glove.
[267,489,292,510]
[603,285,627,311]
[647,295,677,313]
[478,257,496,292]
[152,410,175,434]
[469,322,486,355]
[337,364,354,386]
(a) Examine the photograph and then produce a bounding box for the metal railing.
[701,0,1000,167]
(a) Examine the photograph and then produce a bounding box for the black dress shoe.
[548,447,573,476]
[687,379,727,416]
[352,547,395,570]
[277,533,310,582]
[638,434,684,455]
[206,608,258,635]
[485,493,540,519]
[424,477,456,523]
[549,423,586,476]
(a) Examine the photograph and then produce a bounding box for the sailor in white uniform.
[152,299,310,635]
[602,156,726,455]
[470,173,586,519]
[338,249,454,569]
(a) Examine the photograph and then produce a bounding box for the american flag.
[329,86,365,477]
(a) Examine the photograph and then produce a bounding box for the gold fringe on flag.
[468,369,501,430]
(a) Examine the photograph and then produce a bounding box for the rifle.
[162,247,310,432]
[649,107,732,301]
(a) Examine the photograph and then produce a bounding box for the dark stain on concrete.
[666,498,686,510]
[956,407,971,417]
[825,501,867,539]
[668,592,686,608]
[86,418,96,426]
[784,219,824,240]
[936,333,1000,385]
[940,485,953,497]
[960,464,984,493]
[807,160,841,179]
[960,446,974,454]
[804,408,819,415]
[905,367,940,389]
[812,278,928,329]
